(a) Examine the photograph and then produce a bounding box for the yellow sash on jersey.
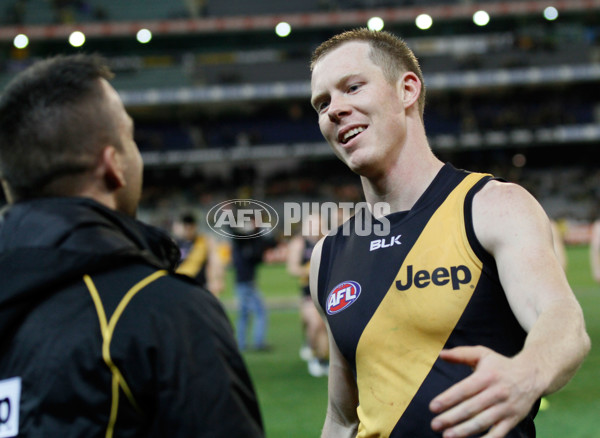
[176,235,208,278]
[355,173,486,437]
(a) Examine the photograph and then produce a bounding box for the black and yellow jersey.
[176,234,209,286]
[317,163,537,437]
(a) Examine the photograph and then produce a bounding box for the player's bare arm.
[309,239,359,438]
[430,180,590,438]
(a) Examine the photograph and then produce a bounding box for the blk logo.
[370,234,402,251]
[396,265,472,291]
[326,281,361,315]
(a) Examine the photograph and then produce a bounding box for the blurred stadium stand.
[1,0,599,226]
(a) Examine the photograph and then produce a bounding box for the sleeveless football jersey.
[317,164,538,437]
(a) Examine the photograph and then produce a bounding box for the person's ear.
[100,145,126,190]
[397,71,421,111]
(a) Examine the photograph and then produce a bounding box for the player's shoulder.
[309,236,326,264]
[474,179,540,216]
[472,179,551,250]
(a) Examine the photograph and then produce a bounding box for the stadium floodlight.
[13,34,29,49]
[68,31,85,47]
[137,29,152,44]
[367,16,384,31]
[415,14,433,30]
[275,22,291,37]
[473,10,490,26]
[543,6,559,21]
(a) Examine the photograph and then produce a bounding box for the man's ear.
[397,71,421,111]
[100,145,126,190]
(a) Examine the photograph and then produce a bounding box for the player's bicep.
[473,181,573,331]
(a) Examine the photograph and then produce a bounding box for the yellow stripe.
[106,374,120,438]
[355,173,486,437]
[84,270,169,434]
[104,270,168,412]
[85,275,108,333]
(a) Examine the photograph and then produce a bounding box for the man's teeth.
[343,127,365,143]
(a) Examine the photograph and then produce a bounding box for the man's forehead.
[311,41,373,92]
[314,40,371,69]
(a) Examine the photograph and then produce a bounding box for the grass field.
[220,245,600,438]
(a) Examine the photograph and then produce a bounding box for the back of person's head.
[0,54,116,201]
[310,28,426,118]
[181,213,197,225]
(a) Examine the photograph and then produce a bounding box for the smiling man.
[309,29,590,438]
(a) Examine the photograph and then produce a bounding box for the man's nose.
[327,96,351,122]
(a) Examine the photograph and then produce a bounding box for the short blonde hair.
[311,28,426,118]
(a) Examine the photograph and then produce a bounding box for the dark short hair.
[311,28,426,119]
[181,213,197,225]
[0,54,116,200]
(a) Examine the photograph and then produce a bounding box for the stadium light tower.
[137,29,152,44]
[473,10,490,26]
[367,16,384,31]
[68,31,85,47]
[415,14,433,30]
[275,22,291,37]
[13,34,29,49]
[544,6,559,21]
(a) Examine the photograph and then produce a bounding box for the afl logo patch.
[326,281,361,315]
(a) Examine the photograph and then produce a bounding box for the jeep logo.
[396,265,472,291]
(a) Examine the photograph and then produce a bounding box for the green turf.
[222,245,600,438]
[535,245,600,438]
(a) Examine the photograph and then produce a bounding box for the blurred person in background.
[172,211,225,296]
[287,213,329,377]
[589,219,600,283]
[0,54,263,437]
[309,29,590,438]
[230,214,276,351]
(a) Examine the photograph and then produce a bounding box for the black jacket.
[0,198,263,437]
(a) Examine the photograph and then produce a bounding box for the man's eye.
[348,84,361,92]
[318,101,329,112]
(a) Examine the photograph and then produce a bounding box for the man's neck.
[360,151,444,215]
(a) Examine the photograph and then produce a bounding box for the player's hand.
[429,346,541,438]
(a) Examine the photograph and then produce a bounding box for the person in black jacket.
[0,54,264,437]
